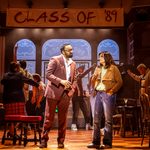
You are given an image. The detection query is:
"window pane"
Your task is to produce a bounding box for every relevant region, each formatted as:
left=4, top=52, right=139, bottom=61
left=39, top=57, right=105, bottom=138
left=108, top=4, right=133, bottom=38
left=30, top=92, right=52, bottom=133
left=16, top=39, right=36, bottom=73
left=25, top=61, right=36, bottom=74
left=97, top=39, right=119, bottom=62
left=42, top=39, right=91, bottom=60
left=16, top=39, right=36, bottom=60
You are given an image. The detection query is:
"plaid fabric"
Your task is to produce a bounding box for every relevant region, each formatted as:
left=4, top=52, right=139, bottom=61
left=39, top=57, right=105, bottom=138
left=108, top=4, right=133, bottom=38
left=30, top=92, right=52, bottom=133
left=4, top=102, right=26, bottom=115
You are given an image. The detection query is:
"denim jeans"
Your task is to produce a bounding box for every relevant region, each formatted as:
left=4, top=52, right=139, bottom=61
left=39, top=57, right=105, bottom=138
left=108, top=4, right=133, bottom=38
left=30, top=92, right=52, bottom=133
left=92, top=91, right=116, bottom=146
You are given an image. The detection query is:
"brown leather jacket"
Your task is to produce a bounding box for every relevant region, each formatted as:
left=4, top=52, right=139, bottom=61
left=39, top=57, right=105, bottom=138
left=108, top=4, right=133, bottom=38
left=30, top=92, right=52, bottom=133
left=91, top=64, right=123, bottom=94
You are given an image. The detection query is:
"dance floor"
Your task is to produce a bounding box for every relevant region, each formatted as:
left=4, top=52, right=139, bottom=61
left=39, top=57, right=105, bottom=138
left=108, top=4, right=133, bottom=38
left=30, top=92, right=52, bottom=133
left=0, top=129, right=149, bottom=150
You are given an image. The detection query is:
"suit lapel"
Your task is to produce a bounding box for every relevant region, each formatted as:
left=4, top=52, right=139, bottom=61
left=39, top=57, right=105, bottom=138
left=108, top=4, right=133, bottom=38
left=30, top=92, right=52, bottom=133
left=70, top=63, right=75, bottom=83
left=59, top=56, right=67, bottom=80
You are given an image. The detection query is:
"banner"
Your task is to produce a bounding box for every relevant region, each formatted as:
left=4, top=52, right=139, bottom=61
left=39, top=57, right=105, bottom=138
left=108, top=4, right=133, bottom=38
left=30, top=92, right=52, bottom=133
left=7, top=8, right=124, bottom=27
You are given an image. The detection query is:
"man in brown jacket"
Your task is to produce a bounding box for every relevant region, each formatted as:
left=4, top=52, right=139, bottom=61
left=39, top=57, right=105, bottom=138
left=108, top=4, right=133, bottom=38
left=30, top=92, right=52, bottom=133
left=39, top=44, right=77, bottom=148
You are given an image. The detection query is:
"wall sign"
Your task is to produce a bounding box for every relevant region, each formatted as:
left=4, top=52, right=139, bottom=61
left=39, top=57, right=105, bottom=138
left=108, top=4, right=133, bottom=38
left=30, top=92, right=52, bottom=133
left=7, top=8, right=124, bottom=27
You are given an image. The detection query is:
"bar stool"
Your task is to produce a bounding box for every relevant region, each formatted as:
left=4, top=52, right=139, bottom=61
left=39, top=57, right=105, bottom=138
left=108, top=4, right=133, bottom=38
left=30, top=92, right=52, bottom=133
left=0, top=103, right=5, bottom=128
left=20, top=115, right=42, bottom=146
left=2, top=115, right=42, bottom=146
left=1, top=115, right=22, bottom=145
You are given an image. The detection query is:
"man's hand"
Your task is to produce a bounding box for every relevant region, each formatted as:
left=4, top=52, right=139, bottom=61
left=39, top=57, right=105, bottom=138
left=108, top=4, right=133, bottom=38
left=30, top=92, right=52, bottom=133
left=60, top=80, right=72, bottom=90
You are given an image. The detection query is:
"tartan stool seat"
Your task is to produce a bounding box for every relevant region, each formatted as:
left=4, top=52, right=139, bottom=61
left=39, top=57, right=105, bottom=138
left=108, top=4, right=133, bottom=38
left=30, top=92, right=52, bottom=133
left=2, top=115, right=23, bottom=145
left=20, top=115, right=42, bottom=146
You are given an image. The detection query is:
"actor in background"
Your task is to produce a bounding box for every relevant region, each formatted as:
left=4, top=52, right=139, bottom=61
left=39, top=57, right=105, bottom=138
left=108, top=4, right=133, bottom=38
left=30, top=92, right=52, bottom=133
left=71, top=64, right=96, bottom=131
left=127, top=63, right=150, bottom=99
left=13, top=44, right=33, bottom=103
left=32, top=73, right=46, bottom=127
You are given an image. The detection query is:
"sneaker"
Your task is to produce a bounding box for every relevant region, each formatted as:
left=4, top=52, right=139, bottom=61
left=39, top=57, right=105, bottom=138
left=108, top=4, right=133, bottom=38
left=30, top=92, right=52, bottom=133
left=71, top=124, right=78, bottom=131
left=100, top=144, right=112, bottom=149
left=39, top=139, right=47, bottom=148
left=86, top=123, right=93, bottom=130
left=87, top=143, right=100, bottom=149
left=58, top=143, right=64, bottom=148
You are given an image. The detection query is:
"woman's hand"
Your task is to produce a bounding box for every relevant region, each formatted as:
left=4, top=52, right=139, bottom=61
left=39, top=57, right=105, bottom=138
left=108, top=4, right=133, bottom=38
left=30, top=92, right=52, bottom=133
left=107, top=89, right=113, bottom=96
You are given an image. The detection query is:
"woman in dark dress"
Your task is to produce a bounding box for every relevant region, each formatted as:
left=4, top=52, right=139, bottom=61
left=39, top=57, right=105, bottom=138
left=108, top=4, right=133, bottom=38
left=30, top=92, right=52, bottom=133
left=1, top=61, right=39, bottom=136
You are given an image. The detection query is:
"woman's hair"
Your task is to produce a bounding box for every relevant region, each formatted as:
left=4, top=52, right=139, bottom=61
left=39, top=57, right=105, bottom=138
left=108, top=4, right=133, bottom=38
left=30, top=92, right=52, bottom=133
left=33, top=73, right=41, bottom=82
left=9, top=61, right=20, bottom=72
left=99, top=51, right=115, bottom=68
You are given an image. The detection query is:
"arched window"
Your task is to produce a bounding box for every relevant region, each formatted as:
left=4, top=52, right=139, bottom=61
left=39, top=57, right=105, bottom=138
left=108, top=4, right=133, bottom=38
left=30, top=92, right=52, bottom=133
left=15, top=39, right=36, bottom=74
left=42, top=39, right=91, bottom=91
left=97, top=39, right=119, bottom=64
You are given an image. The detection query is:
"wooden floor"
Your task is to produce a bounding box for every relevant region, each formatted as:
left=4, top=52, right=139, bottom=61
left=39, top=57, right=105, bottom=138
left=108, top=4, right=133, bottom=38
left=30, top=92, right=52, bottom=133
left=0, top=129, right=149, bottom=150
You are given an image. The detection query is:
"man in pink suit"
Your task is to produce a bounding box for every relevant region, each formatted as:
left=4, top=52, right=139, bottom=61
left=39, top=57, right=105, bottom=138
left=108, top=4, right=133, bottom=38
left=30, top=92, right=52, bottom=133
left=39, top=44, right=77, bottom=148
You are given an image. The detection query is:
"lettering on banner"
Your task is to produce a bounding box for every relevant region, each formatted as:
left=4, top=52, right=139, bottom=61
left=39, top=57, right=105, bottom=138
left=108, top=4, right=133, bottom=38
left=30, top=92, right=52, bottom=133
left=7, top=8, right=124, bottom=27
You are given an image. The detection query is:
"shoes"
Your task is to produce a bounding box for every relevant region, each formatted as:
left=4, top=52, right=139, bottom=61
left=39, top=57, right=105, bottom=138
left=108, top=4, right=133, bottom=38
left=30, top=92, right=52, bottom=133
left=87, top=143, right=100, bottom=149
left=71, top=124, right=78, bottom=131
left=99, top=144, right=112, bottom=149
left=86, top=123, right=93, bottom=130
left=58, top=143, right=64, bottom=148
left=39, top=139, right=47, bottom=148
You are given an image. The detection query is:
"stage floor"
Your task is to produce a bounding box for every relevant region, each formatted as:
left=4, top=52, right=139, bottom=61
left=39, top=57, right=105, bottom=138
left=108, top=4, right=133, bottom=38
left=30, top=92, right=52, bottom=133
left=0, top=129, right=149, bottom=150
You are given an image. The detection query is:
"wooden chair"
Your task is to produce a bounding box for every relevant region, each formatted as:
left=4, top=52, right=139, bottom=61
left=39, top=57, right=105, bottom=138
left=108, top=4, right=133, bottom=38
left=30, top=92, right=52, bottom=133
left=123, top=98, right=140, bottom=137
left=113, top=113, right=123, bottom=135
left=140, top=93, right=150, bottom=148
left=113, top=98, right=138, bottom=137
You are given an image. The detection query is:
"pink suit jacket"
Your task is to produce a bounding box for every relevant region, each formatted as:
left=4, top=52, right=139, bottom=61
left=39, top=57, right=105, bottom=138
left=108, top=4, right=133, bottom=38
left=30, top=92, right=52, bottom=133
left=45, top=55, right=77, bottom=100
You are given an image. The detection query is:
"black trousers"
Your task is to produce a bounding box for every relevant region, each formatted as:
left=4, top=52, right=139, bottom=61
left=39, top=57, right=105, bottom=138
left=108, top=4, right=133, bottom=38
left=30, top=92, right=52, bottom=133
left=72, top=96, right=90, bottom=125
